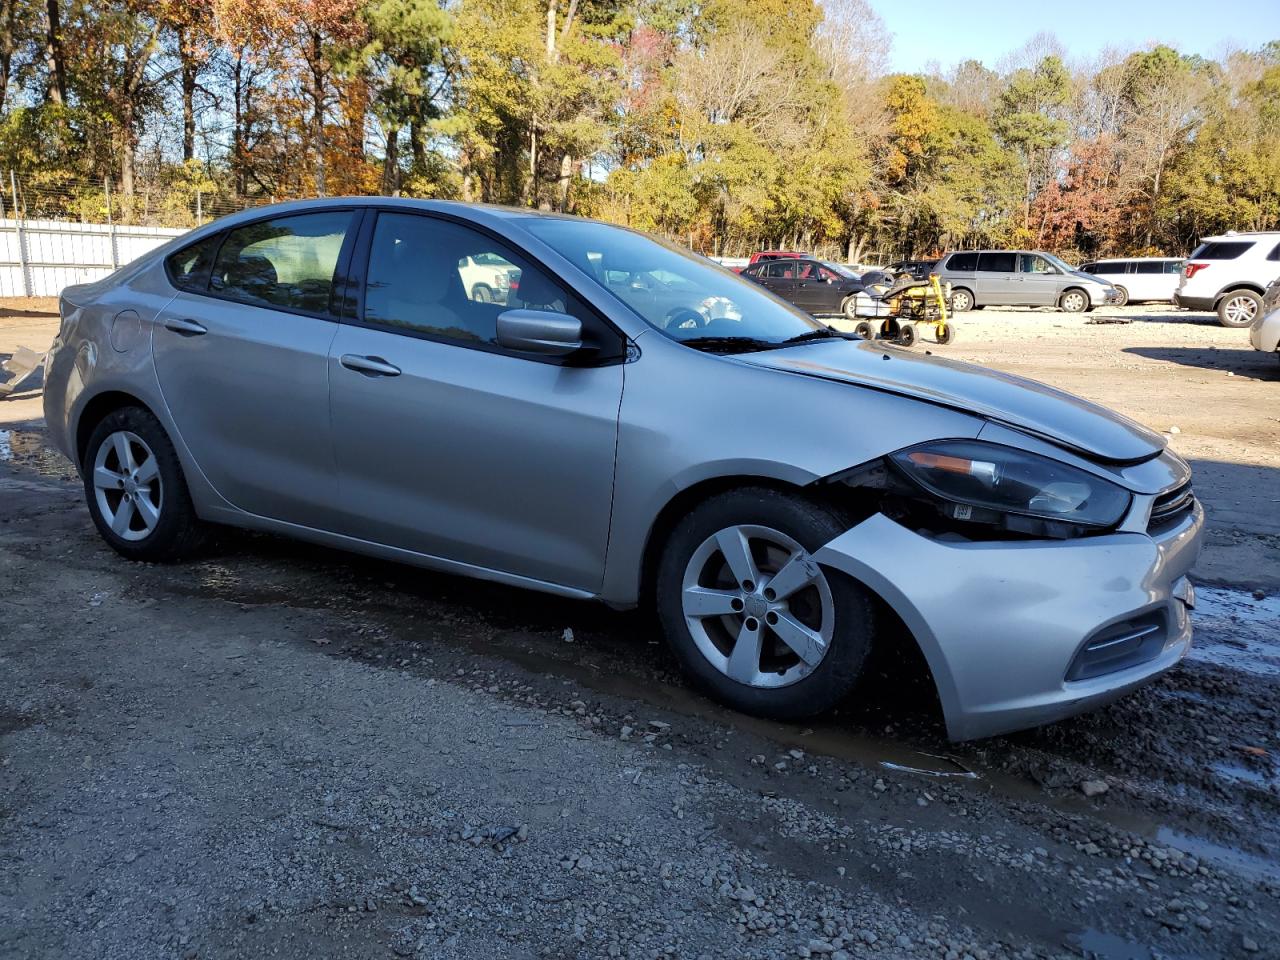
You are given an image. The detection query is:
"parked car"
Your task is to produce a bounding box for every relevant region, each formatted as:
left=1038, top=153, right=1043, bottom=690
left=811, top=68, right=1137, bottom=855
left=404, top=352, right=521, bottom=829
left=43, top=198, right=1203, bottom=741
left=740, top=258, right=865, bottom=317
left=934, top=250, right=1121, bottom=313
left=1079, top=258, right=1183, bottom=306
left=1250, top=276, right=1280, bottom=364
left=887, top=260, right=937, bottom=281
left=1174, top=232, right=1280, bottom=327
left=728, top=250, right=810, bottom=273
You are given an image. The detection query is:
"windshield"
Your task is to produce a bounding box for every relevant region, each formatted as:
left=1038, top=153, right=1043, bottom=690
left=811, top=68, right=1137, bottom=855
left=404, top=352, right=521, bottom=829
left=821, top=261, right=858, bottom=278
left=516, top=217, right=829, bottom=350
left=1042, top=253, right=1077, bottom=273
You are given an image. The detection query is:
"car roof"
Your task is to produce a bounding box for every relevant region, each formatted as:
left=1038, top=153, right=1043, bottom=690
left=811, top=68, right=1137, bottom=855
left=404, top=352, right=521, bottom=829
left=1198, top=232, right=1280, bottom=241
left=1087, top=256, right=1182, bottom=262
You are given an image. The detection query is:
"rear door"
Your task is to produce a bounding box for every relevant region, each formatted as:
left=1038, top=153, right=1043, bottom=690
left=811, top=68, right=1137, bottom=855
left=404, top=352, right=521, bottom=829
left=152, top=209, right=357, bottom=526
left=975, top=252, right=1019, bottom=304
left=1130, top=261, right=1171, bottom=301
left=327, top=210, right=625, bottom=592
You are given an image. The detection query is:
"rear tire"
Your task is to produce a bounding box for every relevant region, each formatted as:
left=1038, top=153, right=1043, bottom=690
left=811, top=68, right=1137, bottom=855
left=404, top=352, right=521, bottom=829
left=949, top=288, right=974, bottom=312
left=897, top=324, right=917, bottom=347
left=1217, top=290, right=1261, bottom=328
left=471, top=284, right=494, bottom=303
left=936, top=322, right=956, bottom=345
left=853, top=320, right=875, bottom=340
left=655, top=488, right=876, bottom=720
left=82, top=406, right=208, bottom=562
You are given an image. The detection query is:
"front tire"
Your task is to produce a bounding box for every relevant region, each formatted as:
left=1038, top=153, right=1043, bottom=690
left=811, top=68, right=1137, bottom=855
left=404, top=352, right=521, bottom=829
left=655, top=488, right=876, bottom=720
left=1217, top=290, right=1260, bottom=328
left=82, top=406, right=207, bottom=562
left=1059, top=289, right=1089, bottom=313
left=1113, top=286, right=1129, bottom=307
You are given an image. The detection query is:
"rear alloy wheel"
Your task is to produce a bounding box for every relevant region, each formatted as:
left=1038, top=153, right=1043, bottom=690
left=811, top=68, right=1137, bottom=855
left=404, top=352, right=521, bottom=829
left=83, top=406, right=208, bottom=562
left=842, top=295, right=859, bottom=319
left=471, top=284, right=494, bottom=303
left=949, top=289, right=974, bottom=312
left=1059, top=289, right=1089, bottom=313
left=656, top=488, right=875, bottom=719
left=1217, top=290, right=1261, bottom=328
left=1113, top=286, right=1129, bottom=307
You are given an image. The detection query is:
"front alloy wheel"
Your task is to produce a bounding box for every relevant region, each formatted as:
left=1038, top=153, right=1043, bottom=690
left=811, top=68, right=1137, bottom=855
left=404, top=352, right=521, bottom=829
left=1060, top=290, right=1089, bottom=313
left=681, top=525, right=834, bottom=688
left=656, top=488, right=875, bottom=719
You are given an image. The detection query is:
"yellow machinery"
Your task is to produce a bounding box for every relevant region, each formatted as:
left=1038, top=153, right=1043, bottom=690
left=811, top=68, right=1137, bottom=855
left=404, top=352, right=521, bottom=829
left=853, top=274, right=957, bottom=347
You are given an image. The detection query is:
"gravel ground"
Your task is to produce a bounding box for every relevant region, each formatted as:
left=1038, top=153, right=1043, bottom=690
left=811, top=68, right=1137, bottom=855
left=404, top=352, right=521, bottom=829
left=2, top=298, right=1279, bottom=960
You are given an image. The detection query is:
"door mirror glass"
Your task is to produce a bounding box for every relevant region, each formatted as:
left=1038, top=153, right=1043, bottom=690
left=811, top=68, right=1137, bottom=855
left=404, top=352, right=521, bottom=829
left=496, top=309, right=584, bottom=356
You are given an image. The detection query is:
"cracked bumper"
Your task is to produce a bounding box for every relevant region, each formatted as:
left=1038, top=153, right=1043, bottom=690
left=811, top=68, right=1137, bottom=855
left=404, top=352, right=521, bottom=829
left=814, top=503, right=1205, bottom=740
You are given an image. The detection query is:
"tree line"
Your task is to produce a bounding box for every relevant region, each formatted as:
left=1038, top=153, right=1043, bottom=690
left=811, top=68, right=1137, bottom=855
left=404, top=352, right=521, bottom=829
left=1, top=0, right=1277, bottom=262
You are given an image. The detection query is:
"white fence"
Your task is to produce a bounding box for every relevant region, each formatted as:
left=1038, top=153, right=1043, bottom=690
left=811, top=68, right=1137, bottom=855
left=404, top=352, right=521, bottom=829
left=0, top=218, right=188, bottom=298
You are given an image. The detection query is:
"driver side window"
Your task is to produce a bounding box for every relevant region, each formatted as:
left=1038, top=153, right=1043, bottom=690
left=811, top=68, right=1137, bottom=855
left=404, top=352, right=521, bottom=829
left=361, top=213, right=589, bottom=349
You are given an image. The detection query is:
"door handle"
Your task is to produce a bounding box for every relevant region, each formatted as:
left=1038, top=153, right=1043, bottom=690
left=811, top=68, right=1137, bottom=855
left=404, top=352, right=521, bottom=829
left=163, top=317, right=207, bottom=336
left=340, top=354, right=401, bottom=377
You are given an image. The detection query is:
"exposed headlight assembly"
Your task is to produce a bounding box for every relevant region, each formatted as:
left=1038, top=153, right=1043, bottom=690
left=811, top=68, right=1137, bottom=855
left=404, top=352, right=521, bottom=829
left=890, top=440, right=1131, bottom=536
left=833, top=440, right=1132, bottom=539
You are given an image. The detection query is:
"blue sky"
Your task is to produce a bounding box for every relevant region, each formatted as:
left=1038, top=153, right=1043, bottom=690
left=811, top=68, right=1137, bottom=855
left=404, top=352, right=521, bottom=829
left=877, top=0, right=1273, bottom=73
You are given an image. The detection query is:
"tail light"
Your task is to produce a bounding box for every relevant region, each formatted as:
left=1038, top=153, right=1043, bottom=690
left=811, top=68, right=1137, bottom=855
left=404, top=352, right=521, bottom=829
left=1184, top=262, right=1210, bottom=279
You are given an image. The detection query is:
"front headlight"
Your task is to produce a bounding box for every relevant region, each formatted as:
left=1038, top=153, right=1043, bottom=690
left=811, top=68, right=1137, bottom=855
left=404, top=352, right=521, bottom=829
left=887, top=440, right=1131, bottom=534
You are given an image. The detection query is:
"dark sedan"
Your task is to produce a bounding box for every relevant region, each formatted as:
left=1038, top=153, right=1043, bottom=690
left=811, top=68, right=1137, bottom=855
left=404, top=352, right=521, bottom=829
left=740, top=258, right=864, bottom=318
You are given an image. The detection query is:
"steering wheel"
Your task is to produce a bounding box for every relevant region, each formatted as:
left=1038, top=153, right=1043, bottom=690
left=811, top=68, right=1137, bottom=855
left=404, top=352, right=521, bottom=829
left=665, top=308, right=708, bottom=334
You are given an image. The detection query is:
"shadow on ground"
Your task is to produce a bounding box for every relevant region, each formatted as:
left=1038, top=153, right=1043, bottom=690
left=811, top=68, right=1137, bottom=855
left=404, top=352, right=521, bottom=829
left=1123, top=345, right=1279, bottom=380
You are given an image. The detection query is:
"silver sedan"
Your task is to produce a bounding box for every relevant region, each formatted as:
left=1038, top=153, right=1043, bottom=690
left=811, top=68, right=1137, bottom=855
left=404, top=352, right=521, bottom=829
left=43, top=199, right=1204, bottom=740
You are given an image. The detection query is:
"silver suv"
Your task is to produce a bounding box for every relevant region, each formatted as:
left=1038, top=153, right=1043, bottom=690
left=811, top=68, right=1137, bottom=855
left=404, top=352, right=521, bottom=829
left=934, top=250, right=1120, bottom=313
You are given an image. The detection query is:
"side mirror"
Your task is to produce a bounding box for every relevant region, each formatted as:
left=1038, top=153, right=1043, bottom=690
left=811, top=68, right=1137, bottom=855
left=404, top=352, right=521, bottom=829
left=496, top=309, right=584, bottom=356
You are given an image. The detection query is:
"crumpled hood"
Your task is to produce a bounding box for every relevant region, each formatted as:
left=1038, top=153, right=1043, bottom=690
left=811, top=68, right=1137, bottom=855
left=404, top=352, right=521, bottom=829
left=738, top=339, right=1166, bottom=464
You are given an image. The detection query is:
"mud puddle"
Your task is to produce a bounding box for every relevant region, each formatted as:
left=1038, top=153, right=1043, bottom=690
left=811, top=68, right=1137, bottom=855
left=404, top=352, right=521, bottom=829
left=1190, top=586, right=1280, bottom=678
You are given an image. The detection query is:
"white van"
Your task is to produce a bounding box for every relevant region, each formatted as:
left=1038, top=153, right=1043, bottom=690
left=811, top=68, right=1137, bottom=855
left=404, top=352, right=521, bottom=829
left=1079, top=258, right=1183, bottom=306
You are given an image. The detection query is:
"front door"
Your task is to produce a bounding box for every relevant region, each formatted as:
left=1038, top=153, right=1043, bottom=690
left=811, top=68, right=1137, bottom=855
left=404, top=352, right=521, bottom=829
left=1017, top=253, right=1061, bottom=306
left=327, top=210, right=625, bottom=593
left=152, top=209, right=356, bottom=527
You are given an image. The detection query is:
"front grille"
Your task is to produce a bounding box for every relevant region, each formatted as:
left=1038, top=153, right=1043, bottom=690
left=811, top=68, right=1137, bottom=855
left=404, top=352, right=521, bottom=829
left=1149, top=480, right=1195, bottom=532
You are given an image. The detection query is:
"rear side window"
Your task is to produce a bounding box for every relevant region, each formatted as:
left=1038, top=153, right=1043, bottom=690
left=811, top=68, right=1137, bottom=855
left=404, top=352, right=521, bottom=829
left=977, top=252, right=1016, bottom=272
left=945, top=252, right=978, bottom=271
left=1190, top=241, right=1252, bottom=260
left=210, top=211, right=353, bottom=315
left=1268, top=242, right=1280, bottom=262
left=1134, top=261, right=1165, bottom=274
left=1091, top=262, right=1131, bottom=274
left=165, top=233, right=222, bottom=291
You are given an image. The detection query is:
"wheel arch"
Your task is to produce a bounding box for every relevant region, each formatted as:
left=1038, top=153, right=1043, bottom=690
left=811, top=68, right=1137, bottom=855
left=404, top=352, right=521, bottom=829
left=1214, top=282, right=1266, bottom=304
left=637, top=475, right=808, bottom=608
left=75, top=390, right=156, bottom=469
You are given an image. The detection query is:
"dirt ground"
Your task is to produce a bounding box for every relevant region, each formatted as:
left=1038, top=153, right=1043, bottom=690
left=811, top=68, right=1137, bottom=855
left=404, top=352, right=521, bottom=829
left=2, top=297, right=1279, bottom=960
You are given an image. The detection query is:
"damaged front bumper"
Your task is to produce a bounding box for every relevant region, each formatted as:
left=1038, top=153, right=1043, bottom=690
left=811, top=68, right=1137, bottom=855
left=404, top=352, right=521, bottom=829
left=814, top=501, right=1205, bottom=741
